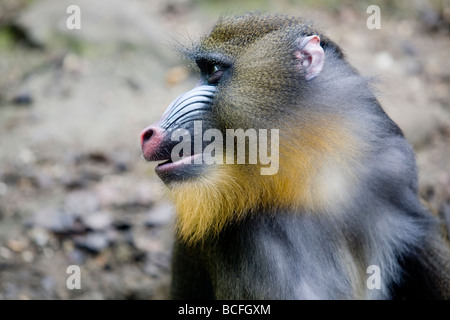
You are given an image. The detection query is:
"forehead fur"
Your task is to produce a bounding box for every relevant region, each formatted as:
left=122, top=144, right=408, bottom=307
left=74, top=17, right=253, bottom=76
left=193, top=12, right=342, bottom=58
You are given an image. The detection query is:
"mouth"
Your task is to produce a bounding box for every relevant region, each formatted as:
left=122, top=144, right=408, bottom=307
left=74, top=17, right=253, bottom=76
left=154, top=154, right=206, bottom=183
left=155, top=154, right=201, bottom=172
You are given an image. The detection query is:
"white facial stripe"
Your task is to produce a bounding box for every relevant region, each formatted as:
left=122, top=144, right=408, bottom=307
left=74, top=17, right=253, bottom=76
left=160, top=85, right=216, bottom=128
left=162, top=96, right=212, bottom=124
left=161, top=85, right=216, bottom=118
left=166, top=87, right=215, bottom=119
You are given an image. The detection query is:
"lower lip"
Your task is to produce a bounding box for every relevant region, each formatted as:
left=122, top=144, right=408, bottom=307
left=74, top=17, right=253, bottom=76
left=155, top=154, right=203, bottom=174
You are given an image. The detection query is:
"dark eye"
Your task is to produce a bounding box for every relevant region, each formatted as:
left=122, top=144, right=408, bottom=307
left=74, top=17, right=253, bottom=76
left=196, top=59, right=228, bottom=85
left=207, top=64, right=225, bottom=85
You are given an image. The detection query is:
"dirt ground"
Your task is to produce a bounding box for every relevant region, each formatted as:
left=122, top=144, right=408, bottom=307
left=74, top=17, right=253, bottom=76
left=0, top=0, right=449, bottom=299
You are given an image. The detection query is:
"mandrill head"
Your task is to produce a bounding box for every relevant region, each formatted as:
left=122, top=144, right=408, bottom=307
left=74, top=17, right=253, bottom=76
left=140, top=13, right=381, bottom=244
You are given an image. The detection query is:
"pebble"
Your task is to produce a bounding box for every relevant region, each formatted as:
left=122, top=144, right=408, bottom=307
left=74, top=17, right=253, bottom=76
left=11, top=92, right=33, bottom=106
left=375, top=51, right=395, bottom=71
left=41, top=276, right=56, bottom=295
left=60, top=174, right=87, bottom=189
left=74, top=232, right=109, bottom=253
left=6, top=238, right=28, bottom=252
left=28, top=227, right=49, bottom=247
left=94, top=182, right=121, bottom=207
left=29, top=207, right=75, bottom=233
left=18, top=148, right=36, bottom=165
left=113, top=218, right=133, bottom=231
left=94, top=178, right=159, bottom=209
left=0, top=246, right=12, bottom=259
left=0, top=181, right=8, bottom=196
left=132, top=228, right=163, bottom=252
left=145, top=203, right=175, bottom=227
left=64, top=190, right=100, bottom=217
left=22, top=250, right=34, bottom=263
left=82, top=211, right=112, bottom=231
left=67, top=248, right=86, bottom=265
left=43, top=247, right=54, bottom=259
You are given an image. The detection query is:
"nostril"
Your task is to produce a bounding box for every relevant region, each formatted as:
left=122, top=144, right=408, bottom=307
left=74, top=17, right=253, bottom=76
left=140, top=126, right=164, bottom=161
left=142, top=128, right=154, bottom=143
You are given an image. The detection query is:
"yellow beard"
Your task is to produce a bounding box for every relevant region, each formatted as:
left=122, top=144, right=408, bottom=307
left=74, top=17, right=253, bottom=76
left=168, top=116, right=362, bottom=244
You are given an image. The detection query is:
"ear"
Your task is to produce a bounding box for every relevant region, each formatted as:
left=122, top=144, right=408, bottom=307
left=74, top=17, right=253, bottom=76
left=295, top=35, right=324, bottom=81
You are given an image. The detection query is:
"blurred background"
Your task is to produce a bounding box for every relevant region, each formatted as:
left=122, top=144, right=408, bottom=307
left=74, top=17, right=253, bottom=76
left=0, top=0, right=449, bottom=299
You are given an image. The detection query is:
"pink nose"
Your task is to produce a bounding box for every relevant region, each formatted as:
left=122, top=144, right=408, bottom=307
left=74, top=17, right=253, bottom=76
left=140, top=125, right=164, bottom=161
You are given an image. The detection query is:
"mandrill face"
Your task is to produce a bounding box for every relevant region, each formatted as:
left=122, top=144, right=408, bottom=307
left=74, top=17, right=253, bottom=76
left=140, top=14, right=330, bottom=186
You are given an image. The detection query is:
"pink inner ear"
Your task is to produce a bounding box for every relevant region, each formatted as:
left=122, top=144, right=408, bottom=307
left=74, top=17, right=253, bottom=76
left=296, top=35, right=324, bottom=81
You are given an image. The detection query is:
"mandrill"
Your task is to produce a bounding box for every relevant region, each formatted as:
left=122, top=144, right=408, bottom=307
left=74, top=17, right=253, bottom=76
left=140, top=13, right=450, bottom=299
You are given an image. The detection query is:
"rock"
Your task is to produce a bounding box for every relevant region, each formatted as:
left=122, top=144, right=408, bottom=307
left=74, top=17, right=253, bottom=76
left=41, top=276, right=57, bottom=295
left=86, top=151, right=110, bottom=164
left=67, top=247, right=86, bottom=265
left=59, top=173, right=88, bottom=190
left=375, top=51, right=395, bottom=71
left=18, top=148, right=36, bottom=165
left=94, top=177, right=160, bottom=209
left=0, top=247, right=12, bottom=260
left=74, top=232, right=109, bottom=253
left=11, top=92, right=33, bottom=106
left=64, top=190, right=100, bottom=217
left=110, top=149, right=132, bottom=173
left=94, top=181, right=121, bottom=208
left=148, top=251, right=170, bottom=270
left=105, top=228, right=119, bottom=243
left=28, top=227, right=50, bottom=247
left=35, top=171, right=55, bottom=189
left=0, top=181, right=7, bottom=196
left=134, top=180, right=163, bottom=207
left=62, top=53, right=83, bottom=74
left=145, top=202, right=175, bottom=227
left=27, top=207, right=75, bottom=233
left=81, top=211, right=112, bottom=231
left=114, top=242, right=133, bottom=263
left=6, top=238, right=28, bottom=252
left=21, top=250, right=34, bottom=263
left=43, top=248, right=54, bottom=259
left=143, top=261, right=160, bottom=278
left=113, top=218, right=133, bottom=231
left=112, top=265, right=155, bottom=299
left=131, top=228, right=164, bottom=252
left=143, top=251, right=171, bottom=277
left=114, top=162, right=128, bottom=173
